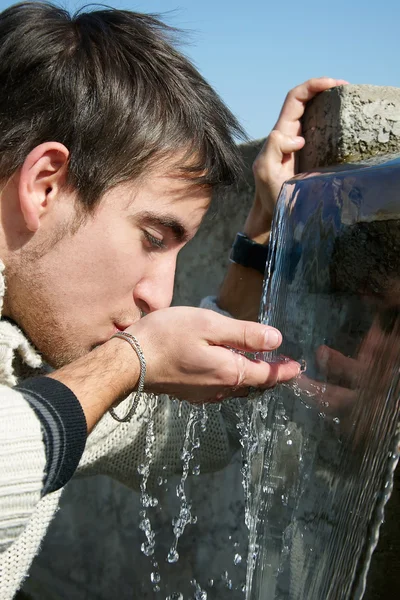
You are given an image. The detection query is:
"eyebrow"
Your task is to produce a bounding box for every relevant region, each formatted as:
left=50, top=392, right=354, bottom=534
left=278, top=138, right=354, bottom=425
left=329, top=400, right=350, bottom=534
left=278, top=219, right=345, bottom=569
left=133, top=210, right=190, bottom=243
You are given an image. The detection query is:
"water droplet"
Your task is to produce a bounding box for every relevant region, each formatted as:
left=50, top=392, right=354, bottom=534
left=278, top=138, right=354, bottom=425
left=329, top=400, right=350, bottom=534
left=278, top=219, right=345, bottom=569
left=221, top=570, right=233, bottom=590
left=333, top=417, right=340, bottom=424
left=286, top=439, right=293, bottom=445
left=234, top=553, right=242, bottom=565
left=167, top=549, right=179, bottom=563
left=141, top=541, right=154, bottom=557
left=150, top=571, right=161, bottom=584
left=207, top=578, right=214, bottom=587
left=192, top=465, right=201, bottom=476
left=153, top=585, right=160, bottom=593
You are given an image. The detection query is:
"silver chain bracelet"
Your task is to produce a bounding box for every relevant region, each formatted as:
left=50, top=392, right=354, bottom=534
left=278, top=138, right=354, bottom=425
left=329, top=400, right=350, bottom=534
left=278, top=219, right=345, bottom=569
left=108, top=331, right=147, bottom=423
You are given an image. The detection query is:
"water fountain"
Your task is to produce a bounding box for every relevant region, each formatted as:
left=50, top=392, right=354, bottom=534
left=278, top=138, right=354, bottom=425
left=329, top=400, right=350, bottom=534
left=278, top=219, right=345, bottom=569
left=244, top=154, right=400, bottom=600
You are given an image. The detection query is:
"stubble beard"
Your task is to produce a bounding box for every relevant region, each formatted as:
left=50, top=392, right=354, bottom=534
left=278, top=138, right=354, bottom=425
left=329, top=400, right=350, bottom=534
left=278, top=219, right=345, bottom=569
left=3, top=220, right=91, bottom=369
left=4, top=268, right=87, bottom=368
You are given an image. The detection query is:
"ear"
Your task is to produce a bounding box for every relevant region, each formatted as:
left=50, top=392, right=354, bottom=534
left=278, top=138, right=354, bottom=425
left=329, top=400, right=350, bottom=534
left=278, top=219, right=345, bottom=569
left=18, top=142, right=70, bottom=233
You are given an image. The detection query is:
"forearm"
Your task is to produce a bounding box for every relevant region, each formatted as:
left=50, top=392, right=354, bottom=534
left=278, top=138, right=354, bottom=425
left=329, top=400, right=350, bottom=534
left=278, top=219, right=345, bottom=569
left=217, top=196, right=272, bottom=321
left=16, top=339, right=139, bottom=496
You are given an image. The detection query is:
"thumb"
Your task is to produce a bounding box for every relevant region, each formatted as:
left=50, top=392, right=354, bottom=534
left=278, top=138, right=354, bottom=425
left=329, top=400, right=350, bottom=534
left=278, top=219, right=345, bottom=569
left=208, top=314, right=283, bottom=352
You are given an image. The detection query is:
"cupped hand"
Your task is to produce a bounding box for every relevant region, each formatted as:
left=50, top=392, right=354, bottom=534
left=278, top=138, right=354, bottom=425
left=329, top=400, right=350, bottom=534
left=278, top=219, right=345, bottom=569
left=253, top=77, right=349, bottom=218
left=126, top=306, right=300, bottom=403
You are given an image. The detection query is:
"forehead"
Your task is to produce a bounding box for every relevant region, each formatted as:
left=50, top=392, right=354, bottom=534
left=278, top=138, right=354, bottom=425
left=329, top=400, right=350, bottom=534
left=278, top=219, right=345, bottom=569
left=117, top=169, right=212, bottom=223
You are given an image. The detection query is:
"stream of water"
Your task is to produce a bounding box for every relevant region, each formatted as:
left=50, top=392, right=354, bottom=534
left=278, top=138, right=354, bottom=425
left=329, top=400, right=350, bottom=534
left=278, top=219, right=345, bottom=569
left=244, top=155, right=400, bottom=600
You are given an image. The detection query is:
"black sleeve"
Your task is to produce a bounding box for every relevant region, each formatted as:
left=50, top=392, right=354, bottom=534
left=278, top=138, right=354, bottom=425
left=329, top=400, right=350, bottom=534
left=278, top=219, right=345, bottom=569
left=14, top=377, right=87, bottom=495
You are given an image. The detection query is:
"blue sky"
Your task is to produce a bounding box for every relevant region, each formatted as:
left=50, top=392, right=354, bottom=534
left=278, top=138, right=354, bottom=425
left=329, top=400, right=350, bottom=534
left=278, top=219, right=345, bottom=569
left=0, top=0, right=399, bottom=140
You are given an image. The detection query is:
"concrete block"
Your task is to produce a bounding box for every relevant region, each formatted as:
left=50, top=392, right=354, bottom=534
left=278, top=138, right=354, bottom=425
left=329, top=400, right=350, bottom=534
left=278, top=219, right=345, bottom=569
left=300, top=84, right=400, bottom=171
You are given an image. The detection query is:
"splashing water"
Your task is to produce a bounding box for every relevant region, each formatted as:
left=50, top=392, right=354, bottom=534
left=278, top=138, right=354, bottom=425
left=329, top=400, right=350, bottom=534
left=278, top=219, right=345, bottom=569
left=138, top=394, right=159, bottom=560
left=167, top=405, right=204, bottom=564
left=191, top=578, right=208, bottom=599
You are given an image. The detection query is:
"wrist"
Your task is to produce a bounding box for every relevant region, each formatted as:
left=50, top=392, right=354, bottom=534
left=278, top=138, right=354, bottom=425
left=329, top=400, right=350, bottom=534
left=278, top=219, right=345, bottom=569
left=243, top=194, right=273, bottom=244
left=230, top=232, right=269, bottom=275
left=48, top=337, right=140, bottom=432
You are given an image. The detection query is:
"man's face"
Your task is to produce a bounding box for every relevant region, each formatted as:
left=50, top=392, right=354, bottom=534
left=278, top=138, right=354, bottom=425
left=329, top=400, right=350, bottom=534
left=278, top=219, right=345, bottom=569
left=4, top=168, right=210, bottom=367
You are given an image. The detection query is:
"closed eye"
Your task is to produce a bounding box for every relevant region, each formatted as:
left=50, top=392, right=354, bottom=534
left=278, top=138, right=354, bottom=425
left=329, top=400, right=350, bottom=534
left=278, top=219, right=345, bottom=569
left=143, top=230, right=167, bottom=250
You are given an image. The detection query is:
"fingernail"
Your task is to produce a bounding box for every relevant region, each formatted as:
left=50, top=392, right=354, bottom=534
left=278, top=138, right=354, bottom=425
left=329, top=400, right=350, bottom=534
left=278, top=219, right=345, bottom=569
left=265, top=328, right=280, bottom=347
left=291, top=136, right=304, bottom=145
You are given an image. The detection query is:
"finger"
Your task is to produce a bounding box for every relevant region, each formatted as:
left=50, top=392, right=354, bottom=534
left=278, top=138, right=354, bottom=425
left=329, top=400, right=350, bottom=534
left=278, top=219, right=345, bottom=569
left=229, top=351, right=300, bottom=389
left=209, top=315, right=283, bottom=352
left=275, top=77, right=349, bottom=137
left=316, top=345, right=362, bottom=387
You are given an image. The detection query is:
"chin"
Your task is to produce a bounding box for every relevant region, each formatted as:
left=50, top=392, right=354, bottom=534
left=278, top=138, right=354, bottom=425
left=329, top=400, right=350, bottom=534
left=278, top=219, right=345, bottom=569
left=39, top=340, right=92, bottom=369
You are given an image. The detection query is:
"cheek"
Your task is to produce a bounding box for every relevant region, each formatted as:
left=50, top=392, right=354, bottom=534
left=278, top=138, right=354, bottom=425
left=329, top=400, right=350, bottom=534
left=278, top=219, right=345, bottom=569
left=82, top=230, right=146, bottom=299
left=43, top=227, right=139, bottom=306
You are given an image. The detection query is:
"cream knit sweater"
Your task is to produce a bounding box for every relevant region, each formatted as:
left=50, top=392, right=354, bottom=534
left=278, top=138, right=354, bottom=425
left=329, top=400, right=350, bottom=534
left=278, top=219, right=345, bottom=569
left=0, top=264, right=239, bottom=599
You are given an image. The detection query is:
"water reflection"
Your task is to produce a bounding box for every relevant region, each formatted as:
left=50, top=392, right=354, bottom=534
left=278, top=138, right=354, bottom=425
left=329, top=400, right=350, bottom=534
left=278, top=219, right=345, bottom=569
left=246, top=155, right=400, bottom=600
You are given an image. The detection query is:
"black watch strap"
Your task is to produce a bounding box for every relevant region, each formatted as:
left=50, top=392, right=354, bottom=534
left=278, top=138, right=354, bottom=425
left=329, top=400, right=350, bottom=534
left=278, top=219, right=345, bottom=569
left=229, top=232, right=269, bottom=275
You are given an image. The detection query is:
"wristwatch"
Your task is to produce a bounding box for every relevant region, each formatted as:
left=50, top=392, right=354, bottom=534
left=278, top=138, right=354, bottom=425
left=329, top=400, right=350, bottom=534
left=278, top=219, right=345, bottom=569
left=229, top=232, right=269, bottom=275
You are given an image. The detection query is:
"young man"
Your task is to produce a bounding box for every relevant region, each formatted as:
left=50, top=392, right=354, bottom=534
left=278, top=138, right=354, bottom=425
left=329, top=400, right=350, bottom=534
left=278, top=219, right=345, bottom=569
left=0, top=1, right=345, bottom=597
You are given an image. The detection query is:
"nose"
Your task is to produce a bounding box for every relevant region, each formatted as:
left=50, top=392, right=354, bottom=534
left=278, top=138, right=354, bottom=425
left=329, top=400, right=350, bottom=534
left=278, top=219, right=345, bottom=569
left=134, top=255, right=177, bottom=314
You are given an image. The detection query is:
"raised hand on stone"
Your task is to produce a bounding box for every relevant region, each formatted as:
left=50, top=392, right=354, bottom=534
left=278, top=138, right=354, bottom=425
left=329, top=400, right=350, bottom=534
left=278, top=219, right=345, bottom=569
left=252, top=77, right=349, bottom=218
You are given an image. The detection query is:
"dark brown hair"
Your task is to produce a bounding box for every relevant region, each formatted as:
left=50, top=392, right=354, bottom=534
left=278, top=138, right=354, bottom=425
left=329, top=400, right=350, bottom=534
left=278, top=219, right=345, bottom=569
left=0, top=2, right=246, bottom=208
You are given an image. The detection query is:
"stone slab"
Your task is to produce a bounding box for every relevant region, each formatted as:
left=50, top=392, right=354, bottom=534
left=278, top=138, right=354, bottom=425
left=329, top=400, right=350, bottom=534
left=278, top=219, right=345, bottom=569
left=300, top=84, right=400, bottom=171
